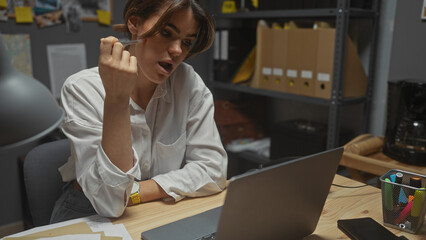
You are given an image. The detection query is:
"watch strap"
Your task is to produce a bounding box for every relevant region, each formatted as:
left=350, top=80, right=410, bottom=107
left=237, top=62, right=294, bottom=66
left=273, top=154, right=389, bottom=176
left=131, top=192, right=141, bottom=204
left=130, top=181, right=141, bottom=205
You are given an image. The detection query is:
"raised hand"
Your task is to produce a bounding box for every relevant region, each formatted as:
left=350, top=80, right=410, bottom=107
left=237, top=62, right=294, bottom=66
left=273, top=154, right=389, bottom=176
left=98, top=36, right=138, bottom=100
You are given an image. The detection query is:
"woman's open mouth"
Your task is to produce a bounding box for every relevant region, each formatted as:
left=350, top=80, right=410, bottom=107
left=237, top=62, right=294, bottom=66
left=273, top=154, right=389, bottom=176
left=158, top=61, right=173, bottom=74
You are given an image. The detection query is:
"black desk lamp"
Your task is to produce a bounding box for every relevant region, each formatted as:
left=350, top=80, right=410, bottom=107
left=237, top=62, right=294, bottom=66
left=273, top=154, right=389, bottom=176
left=0, top=35, right=64, bottom=151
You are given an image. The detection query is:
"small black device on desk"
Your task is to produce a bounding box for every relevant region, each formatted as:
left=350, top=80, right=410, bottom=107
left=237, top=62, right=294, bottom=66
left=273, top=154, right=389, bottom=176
left=337, top=217, right=408, bottom=240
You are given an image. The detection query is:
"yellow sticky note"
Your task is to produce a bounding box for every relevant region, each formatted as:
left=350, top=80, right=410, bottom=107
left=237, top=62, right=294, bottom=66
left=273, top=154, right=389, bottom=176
left=222, top=1, right=237, bottom=13
left=97, top=9, right=111, bottom=25
left=15, top=6, right=33, bottom=23
left=0, top=0, right=7, bottom=8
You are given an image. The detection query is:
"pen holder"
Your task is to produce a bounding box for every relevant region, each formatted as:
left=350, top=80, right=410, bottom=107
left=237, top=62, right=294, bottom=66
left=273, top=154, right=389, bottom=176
left=380, top=169, right=426, bottom=234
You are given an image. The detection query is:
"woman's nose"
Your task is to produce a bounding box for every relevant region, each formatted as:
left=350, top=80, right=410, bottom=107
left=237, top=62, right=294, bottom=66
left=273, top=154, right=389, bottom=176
left=168, top=39, right=182, bottom=57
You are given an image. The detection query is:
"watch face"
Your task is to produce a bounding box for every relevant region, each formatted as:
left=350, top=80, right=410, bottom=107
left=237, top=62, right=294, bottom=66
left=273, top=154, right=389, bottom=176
left=132, top=181, right=139, bottom=193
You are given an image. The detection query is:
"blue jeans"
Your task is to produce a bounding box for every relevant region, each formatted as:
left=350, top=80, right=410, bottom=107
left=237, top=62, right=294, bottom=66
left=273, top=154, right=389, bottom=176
left=50, top=182, right=97, bottom=224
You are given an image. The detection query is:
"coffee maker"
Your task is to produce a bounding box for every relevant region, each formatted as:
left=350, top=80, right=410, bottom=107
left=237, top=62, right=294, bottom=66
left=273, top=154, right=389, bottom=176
left=383, top=79, right=426, bottom=165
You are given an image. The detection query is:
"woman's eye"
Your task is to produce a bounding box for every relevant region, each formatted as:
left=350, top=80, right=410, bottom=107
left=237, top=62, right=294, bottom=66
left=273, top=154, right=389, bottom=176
left=161, top=29, right=171, bottom=38
left=183, top=40, right=193, bottom=47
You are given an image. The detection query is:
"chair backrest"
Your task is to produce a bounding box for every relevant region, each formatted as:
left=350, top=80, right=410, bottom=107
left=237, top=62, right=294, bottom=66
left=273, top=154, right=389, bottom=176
left=23, top=138, right=70, bottom=227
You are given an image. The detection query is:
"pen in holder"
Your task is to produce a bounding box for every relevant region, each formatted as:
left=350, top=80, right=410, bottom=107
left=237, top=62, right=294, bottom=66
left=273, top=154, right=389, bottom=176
left=380, top=169, right=426, bottom=234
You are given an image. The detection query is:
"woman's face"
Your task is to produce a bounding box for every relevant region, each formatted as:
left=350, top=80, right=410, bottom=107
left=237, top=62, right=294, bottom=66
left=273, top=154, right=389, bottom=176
left=133, top=7, right=199, bottom=85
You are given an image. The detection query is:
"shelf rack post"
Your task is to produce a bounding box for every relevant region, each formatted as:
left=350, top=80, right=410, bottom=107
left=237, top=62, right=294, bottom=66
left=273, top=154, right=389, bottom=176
left=327, top=0, right=350, bottom=149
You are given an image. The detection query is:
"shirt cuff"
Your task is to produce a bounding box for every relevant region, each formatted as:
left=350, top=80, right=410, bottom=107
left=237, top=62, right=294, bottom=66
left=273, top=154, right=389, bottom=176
left=96, top=145, right=141, bottom=187
left=152, top=175, right=185, bottom=202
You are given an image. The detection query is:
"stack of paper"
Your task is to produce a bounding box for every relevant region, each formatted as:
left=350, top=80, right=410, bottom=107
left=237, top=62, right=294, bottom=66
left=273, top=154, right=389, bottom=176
left=3, top=215, right=131, bottom=240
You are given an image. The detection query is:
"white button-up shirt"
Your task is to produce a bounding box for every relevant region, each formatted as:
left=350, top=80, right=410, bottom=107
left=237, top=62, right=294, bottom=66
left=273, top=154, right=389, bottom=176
left=58, top=63, right=227, bottom=218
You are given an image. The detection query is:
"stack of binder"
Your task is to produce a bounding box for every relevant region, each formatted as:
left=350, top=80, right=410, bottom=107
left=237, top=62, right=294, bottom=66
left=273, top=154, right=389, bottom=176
left=251, top=20, right=367, bottom=99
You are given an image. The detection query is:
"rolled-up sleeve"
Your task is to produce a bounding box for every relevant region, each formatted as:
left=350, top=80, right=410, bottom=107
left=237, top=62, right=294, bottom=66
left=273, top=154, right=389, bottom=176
left=60, top=70, right=140, bottom=218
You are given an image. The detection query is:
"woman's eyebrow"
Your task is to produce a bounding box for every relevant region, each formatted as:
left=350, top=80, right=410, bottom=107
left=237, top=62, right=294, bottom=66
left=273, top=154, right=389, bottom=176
left=167, top=23, right=197, bottom=38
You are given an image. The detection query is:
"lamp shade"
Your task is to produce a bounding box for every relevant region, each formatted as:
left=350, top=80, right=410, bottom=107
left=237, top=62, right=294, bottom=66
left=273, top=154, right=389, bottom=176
left=0, top=35, right=64, bottom=151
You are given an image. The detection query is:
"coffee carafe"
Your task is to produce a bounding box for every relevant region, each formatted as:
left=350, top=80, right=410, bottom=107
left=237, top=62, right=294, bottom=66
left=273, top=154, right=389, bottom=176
left=383, top=79, right=426, bottom=165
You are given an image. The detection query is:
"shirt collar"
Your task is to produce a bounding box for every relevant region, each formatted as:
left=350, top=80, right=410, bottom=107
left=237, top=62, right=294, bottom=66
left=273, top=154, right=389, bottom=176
left=152, top=77, right=172, bottom=103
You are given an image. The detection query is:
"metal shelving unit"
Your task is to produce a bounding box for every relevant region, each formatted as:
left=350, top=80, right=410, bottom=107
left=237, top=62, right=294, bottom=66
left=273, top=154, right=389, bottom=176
left=210, top=0, right=380, bottom=149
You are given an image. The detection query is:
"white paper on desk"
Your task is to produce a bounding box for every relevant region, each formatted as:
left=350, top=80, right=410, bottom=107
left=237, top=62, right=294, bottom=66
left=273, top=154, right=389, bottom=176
left=5, top=216, right=91, bottom=238
left=35, top=233, right=101, bottom=240
left=4, top=215, right=110, bottom=238
left=47, top=43, right=87, bottom=99
left=100, top=224, right=132, bottom=240
left=86, top=215, right=113, bottom=232
left=84, top=216, right=131, bottom=240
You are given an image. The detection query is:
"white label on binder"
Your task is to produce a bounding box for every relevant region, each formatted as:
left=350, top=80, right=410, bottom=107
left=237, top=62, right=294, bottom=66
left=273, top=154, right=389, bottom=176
left=262, top=67, right=272, bottom=75
left=286, top=69, right=298, bottom=78
left=317, top=73, right=330, bottom=82
left=273, top=68, right=283, bottom=76
left=301, top=70, right=313, bottom=79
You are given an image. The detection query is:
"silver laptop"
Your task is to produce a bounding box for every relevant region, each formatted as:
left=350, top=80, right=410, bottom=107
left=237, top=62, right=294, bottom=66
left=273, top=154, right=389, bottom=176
left=141, top=147, right=343, bottom=240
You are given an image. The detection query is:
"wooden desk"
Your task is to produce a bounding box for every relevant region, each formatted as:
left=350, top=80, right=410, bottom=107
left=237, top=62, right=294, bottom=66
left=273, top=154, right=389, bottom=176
left=113, top=174, right=426, bottom=240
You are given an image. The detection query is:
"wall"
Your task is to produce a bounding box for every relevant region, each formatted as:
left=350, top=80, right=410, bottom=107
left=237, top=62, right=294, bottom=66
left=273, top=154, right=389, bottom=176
left=1, top=1, right=124, bottom=89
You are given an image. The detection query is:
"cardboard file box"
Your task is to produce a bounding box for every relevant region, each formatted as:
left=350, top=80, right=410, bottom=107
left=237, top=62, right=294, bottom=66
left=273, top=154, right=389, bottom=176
left=252, top=21, right=274, bottom=90
left=252, top=21, right=367, bottom=99
left=284, top=29, right=304, bottom=95
left=315, top=28, right=367, bottom=99
left=252, top=21, right=287, bottom=93
left=299, top=29, right=318, bottom=97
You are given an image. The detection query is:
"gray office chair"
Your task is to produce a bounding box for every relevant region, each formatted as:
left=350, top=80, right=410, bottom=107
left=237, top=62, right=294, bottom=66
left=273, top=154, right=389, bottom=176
left=23, top=138, right=70, bottom=227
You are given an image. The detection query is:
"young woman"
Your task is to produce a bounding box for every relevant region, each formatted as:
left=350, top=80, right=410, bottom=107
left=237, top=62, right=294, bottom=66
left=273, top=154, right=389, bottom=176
left=51, top=0, right=227, bottom=223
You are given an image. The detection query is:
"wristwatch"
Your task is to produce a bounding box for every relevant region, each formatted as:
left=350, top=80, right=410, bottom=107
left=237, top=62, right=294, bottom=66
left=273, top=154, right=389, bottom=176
left=130, top=181, right=141, bottom=205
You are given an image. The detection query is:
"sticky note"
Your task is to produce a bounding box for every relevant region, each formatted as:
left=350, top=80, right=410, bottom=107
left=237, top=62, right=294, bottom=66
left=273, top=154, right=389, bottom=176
left=97, top=9, right=110, bottom=25
left=0, top=0, right=7, bottom=8
left=222, top=1, right=237, bottom=13
left=15, top=6, right=33, bottom=23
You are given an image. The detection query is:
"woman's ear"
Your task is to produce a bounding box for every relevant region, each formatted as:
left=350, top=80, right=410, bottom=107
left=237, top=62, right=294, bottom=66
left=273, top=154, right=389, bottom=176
left=127, top=16, right=140, bottom=35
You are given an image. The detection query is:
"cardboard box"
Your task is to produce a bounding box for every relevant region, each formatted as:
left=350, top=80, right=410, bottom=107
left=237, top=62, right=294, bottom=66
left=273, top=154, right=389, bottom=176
left=299, top=29, right=318, bottom=97
left=315, top=28, right=367, bottom=99
left=253, top=21, right=367, bottom=99
left=271, top=27, right=287, bottom=93
left=284, top=29, right=304, bottom=95
left=252, top=20, right=275, bottom=90
left=252, top=21, right=288, bottom=93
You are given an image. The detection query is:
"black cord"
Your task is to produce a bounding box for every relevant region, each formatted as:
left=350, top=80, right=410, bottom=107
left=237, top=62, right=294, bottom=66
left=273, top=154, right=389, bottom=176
left=332, top=183, right=369, bottom=188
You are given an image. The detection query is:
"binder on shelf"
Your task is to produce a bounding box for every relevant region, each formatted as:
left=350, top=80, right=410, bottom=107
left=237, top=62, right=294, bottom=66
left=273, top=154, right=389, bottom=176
left=213, top=29, right=228, bottom=83
left=284, top=29, right=303, bottom=95
left=252, top=20, right=367, bottom=99
left=315, top=29, right=334, bottom=99
left=252, top=20, right=274, bottom=89
left=315, top=28, right=367, bottom=99
left=299, top=29, right=318, bottom=97
left=272, top=25, right=288, bottom=93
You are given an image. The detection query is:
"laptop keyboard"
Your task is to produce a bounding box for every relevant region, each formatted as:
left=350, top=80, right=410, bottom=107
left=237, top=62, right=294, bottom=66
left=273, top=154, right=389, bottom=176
left=197, top=232, right=216, bottom=240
